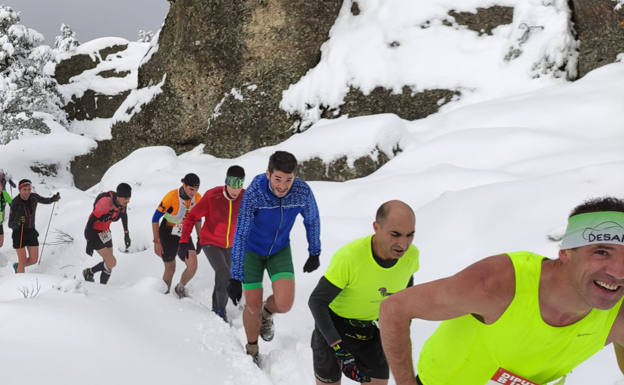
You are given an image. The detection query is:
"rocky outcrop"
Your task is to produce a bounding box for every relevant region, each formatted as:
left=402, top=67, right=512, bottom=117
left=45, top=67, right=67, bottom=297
left=570, top=0, right=624, bottom=77
left=71, top=0, right=473, bottom=188
left=56, top=44, right=130, bottom=121
left=67, top=0, right=624, bottom=189
left=448, top=6, right=514, bottom=35
left=297, top=148, right=396, bottom=182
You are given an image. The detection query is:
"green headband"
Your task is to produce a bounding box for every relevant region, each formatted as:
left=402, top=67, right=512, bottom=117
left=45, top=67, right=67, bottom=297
left=225, top=176, right=244, bottom=188
left=560, top=211, right=624, bottom=249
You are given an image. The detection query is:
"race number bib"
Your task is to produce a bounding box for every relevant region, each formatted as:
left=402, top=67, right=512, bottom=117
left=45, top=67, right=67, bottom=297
left=486, top=368, right=538, bottom=385
left=98, top=230, right=112, bottom=243
left=171, top=224, right=183, bottom=237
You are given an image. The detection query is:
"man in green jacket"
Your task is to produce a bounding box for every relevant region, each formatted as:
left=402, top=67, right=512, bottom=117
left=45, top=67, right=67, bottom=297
left=380, top=197, right=624, bottom=385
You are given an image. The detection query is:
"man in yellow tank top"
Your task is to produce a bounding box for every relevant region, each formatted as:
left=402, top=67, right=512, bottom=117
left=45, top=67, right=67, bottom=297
left=309, top=200, right=420, bottom=385
left=379, top=197, right=624, bottom=385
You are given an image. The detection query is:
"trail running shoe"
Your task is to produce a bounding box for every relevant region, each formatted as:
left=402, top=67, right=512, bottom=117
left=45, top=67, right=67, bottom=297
left=175, top=283, right=187, bottom=298
left=82, top=268, right=94, bottom=282
left=215, top=309, right=228, bottom=323
left=260, top=305, right=274, bottom=341
left=246, top=343, right=260, bottom=366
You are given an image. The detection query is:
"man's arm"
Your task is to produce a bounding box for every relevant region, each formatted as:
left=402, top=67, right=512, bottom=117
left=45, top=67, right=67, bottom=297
left=8, top=199, right=18, bottom=229
left=308, top=276, right=343, bottom=346
left=379, top=254, right=515, bottom=385
left=33, top=193, right=53, bottom=204
left=120, top=211, right=128, bottom=232
left=230, top=183, right=258, bottom=281
left=301, top=186, right=321, bottom=256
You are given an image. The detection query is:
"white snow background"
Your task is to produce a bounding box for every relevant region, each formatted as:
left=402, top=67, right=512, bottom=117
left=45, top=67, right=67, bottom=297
left=0, top=0, right=624, bottom=384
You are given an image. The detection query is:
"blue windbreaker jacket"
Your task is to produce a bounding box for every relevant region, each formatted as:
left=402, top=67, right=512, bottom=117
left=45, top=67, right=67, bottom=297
left=230, top=173, right=321, bottom=281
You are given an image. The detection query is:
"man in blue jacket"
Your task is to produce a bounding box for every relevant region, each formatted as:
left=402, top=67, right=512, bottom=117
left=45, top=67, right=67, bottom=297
left=227, top=150, right=321, bottom=364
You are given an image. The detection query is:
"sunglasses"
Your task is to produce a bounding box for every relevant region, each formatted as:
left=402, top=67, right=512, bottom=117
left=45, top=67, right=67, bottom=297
left=225, top=176, right=244, bottom=188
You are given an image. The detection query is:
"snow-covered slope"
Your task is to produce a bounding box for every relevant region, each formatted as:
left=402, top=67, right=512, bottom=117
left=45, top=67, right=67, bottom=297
left=0, top=61, right=623, bottom=384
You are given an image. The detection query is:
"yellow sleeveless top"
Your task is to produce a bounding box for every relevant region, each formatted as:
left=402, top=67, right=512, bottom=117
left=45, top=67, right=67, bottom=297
left=418, top=251, right=623, bottom=385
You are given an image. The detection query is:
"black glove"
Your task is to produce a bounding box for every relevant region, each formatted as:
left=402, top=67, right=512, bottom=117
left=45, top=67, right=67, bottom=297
left=177, top=241, right=190, bottom=260
left=303, top=254, right=320, bottom=273
left=227, top=278, right=242, bottom=306
left=51, top=192, right=60, bottom=202
left=195, top=239, right=202, bottom=256
left=124, top=232, right=131, bottom=248
left=333, top=344, right=370, bottom=383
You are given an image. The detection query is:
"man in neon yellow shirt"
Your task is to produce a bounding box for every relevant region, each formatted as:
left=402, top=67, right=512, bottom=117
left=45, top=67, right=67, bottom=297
left=379, top=197, right=624, bottom=385
left=309, top=200, right=419, bottom=385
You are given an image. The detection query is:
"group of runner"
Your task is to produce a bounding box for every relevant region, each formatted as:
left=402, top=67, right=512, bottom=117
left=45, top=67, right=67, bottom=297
left=2, top=156, right=624, bottom=384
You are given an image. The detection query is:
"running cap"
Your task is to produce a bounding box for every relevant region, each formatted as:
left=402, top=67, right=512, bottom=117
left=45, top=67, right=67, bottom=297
left=181, top=173, right=200, bottom=188
left=116, top=183, right=132, bottom=198
left=560, top=211, right=624, bottom=249
left=19, top=179, right=32, bottom=189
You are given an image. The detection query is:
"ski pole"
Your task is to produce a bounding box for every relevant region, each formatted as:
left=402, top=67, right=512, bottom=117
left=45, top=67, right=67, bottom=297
left=38, top=201, right=56, bottom=265
left=19, top=221, right=24, bottom=248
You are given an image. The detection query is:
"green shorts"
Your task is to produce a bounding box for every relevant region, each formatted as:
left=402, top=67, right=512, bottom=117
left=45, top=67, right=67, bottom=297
left=243, top=246, right=294, bottom=290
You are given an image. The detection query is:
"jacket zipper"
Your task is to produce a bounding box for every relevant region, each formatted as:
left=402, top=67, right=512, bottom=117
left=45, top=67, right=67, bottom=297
left=226, top=199, right=232, bottom=248
left=267, top=198, right=282, bottom=256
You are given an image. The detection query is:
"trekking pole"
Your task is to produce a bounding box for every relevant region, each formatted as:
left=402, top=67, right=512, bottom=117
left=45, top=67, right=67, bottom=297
left=38, top=201, right=56, bottom=265
left=19, top=221, right=24, bottom=248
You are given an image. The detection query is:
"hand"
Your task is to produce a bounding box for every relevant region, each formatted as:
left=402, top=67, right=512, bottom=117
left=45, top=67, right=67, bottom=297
left=154, top=241, right=163, bottom=257
left=195, top=239, right=202, bottom=256
left=124, top=232, right=131, bottom=248
left=8, top=179, right=16, bottom=188
left=51, top=192, right=60, bottom=202
left=333, top=344, right=370, bottom=383
left=18, top=216, right=26, bottom=224
left=303, top=254, right=320, bottom=273
left=177, top=242, right=190, bottom=260
left=227, top=278, right=242, bottom=306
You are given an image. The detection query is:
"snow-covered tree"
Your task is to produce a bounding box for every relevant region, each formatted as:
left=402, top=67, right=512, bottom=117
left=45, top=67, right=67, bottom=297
left=0, top=6, right=66, bottom=145
left=54, top=23, right=79, bottom=53
left=138, top=29, right=154, bottom=43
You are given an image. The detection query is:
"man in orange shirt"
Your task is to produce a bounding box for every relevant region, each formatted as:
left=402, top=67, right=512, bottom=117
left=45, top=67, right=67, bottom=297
left=151, top=173, right=202, bottom=297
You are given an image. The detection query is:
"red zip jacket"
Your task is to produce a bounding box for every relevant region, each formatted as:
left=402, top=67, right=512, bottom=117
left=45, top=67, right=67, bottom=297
left=180, top=186, right=244, bottom=248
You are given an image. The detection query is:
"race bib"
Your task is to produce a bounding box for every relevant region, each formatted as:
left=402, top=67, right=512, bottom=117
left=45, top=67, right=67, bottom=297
left=486, top=368, right=538, bottom=385
left=171, top=224, right=183, bottom=237
left=98, top=230, right=112, bottom=243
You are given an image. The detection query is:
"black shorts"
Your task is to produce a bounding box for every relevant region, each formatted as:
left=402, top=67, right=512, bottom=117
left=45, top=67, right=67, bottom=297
left=159, top=222, right=195, bottom=262
left=12, top=228, right=39, bottom=249
left=84, top=226, right=112, bottom=256
left=311, top=312, right=388, bottom=383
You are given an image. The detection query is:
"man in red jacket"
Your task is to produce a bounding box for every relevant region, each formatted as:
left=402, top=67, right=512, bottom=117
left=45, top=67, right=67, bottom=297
left=178, top=166, right=245, bottom=321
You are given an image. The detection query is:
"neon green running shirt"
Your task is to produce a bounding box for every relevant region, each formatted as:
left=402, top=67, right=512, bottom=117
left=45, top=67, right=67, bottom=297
left=325, top=235, right=419, bottom=321
left=418, top=251, right=624, bottom=385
